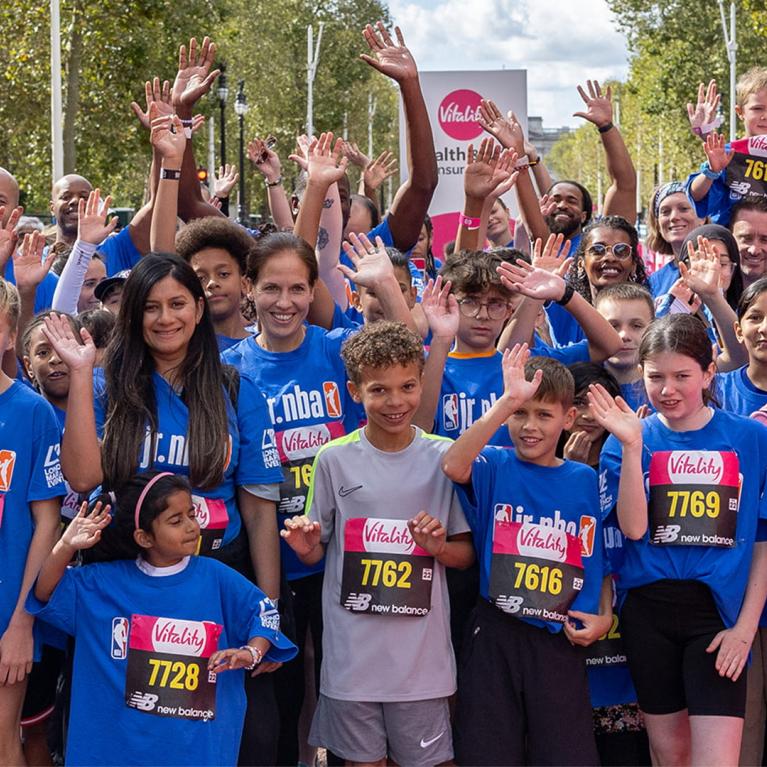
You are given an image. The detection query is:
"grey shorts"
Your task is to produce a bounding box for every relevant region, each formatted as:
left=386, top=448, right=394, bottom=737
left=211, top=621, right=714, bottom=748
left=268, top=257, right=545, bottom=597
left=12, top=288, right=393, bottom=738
left=309, top=693, right=453, bottom=767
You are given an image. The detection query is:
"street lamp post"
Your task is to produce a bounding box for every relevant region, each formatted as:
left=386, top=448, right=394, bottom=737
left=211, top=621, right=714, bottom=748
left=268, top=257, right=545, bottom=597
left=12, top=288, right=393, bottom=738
left=234, top=80, right=249, bottom=225
left=217, top=63, right=228, bottom=168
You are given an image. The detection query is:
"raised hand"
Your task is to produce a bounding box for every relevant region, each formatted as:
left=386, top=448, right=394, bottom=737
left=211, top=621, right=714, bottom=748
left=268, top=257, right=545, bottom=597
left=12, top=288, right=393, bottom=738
left=703, top=132, right=734, bottom=173
left=150, top=108, right=186, bottom=166
left=0, top=205, right=22, bottom=269
left=464, top=138, right=518, bottom=201
left=130, top=77, right=173, bottom=130
left=668, top=278, right=702, bottom=314
left=477, top=99, right=525, bottom=154
left=343, top=141, right=370, bottom=170
left=574, top=80, right=613, bottom=129
left=539, top=193, right=556, bottom=219
left=687, top=80, right=721, bottom=138
left=501, top=344, right=542, bottom=405
left=680, top=237, right=721, bottom=298
left=407, top=512, right=447, bottom=557
left=339, top=233, right=393, bottom=288
left=248, top=138, right=282, bottom=182
left=360, top=22, right=417, bottom=84
left=41, top=313, right=96, bottom=373
left=12, top=232, right=55, bottom=293
left=62, top=501, right=111, bottom=550
left=288, top=133, right=315, bottom=172
left=280, top=515, right=322, bottom=556
left=587, top=383, right=642, bottom=448
left=532, top=233, right=572, bottom=276
left=364, top=150, right=398, bottom=191
left=78, top=189, right=118, bottom=245
left=563, top=431, right=593, bottom=464
left=171, top=36, right=220, bottom=110
left=213, top=164, right=239, bottom=199
left=421, top=276, right=459, bottom=341
left=303, top=133, right=348, bottom=189
left=497, top=258, right=567, bottom=302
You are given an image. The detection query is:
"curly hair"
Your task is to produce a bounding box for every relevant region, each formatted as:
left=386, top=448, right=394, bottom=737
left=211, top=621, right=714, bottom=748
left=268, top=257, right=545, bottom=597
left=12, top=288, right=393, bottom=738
left=341, top=321, right=424, bottom=385
left=566, top=216, right=647, bottom=303
left=439, top=250, right=512, bottom=298
left=175, top=216, right=256, bottom=274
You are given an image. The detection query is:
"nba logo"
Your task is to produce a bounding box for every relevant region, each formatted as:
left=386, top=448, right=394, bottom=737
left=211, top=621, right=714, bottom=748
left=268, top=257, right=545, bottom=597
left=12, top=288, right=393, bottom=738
left=323, top=382, right=342, bottom=418
left=442, top=394, right=459, bottom=431
left=578, top=515, right=596, bottom=557
left=494, top=503, right=513, bottom=522
left=111, top=617, right=129, bottom=659
left=0, top=450, right=16, bottom=493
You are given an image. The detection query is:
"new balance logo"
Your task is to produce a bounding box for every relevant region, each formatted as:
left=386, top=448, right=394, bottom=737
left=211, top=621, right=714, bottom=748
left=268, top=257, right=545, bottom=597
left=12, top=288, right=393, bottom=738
left=495, top=595, right=523, bottom=613
left=343, top=593, right=372, bottom=611
left=652, top=525, right=681, bottom=544
left=127, top=691, right=159, bottom=711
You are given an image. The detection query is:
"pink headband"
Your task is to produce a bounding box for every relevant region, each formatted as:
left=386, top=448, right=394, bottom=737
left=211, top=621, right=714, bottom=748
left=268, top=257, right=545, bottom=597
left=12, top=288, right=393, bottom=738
left=134, top=472, right=174, bottom=531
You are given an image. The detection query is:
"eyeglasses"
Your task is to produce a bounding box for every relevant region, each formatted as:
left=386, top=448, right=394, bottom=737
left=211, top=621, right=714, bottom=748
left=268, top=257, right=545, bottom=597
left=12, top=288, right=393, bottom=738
left=585, top=242, right=633, bottom=261
left=456, top=297, right=510, bottom=320
left=719, top=260, right=735, bottom=273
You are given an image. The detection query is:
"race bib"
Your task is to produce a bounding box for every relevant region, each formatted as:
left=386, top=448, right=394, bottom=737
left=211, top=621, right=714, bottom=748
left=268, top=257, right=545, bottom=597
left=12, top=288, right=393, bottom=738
left=585, top=613, right=628, bottom=669
left=648, top=450, right=740, bottom=547
left=275, top=422, right=345, bottom=517
left=725, top=136, right=767, bottom=201
left=192, top=495, right=228, bottom=554
left=489, top=520, right=584, bottom=623
left=340, top=517, right=434, bottom=617
left=124, top=614, right=221, bottom=721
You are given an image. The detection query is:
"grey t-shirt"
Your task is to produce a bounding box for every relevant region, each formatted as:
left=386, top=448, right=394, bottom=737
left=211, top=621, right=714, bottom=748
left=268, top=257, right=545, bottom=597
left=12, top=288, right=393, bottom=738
left=306, top=426, right=469, bottom=702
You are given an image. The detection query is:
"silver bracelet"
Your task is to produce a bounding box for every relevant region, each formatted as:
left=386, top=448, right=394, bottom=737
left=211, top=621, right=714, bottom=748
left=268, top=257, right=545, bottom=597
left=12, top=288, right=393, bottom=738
left=240, top=645, right=263, bottom=670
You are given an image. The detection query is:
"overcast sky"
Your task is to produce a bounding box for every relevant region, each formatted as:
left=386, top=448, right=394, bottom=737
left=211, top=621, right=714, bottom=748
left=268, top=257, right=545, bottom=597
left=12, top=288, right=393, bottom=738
left=388, top=0, right=630, bottom=129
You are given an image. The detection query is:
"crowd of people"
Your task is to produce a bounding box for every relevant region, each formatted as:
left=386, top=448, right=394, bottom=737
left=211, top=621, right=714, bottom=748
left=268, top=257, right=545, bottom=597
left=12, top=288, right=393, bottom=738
left=4, top=19, right=767, bottom=767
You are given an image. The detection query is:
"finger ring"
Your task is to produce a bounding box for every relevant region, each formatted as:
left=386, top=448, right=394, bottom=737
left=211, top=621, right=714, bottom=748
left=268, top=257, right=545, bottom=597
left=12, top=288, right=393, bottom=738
left=367, top=250, right=376, bottom=255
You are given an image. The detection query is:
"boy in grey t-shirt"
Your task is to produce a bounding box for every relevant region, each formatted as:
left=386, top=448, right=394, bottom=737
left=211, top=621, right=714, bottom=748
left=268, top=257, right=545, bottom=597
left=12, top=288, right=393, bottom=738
left=282, top=321, right=474, bottom=767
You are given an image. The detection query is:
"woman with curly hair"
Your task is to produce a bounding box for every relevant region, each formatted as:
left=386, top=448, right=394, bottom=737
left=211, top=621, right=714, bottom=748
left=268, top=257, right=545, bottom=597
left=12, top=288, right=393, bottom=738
left=548, top=215, right=648, bottom=345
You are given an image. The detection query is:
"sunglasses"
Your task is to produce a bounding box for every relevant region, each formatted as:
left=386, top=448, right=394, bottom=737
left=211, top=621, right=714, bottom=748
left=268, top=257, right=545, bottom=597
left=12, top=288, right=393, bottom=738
left=586, top=242, right=633, bottom=261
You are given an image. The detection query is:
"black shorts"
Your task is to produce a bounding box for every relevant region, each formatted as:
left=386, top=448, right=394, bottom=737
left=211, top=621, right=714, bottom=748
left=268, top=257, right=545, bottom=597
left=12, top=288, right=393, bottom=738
left=21, top=645, right=64, bottom=727
left=454, top=598, right=598, bottom=766
left=621, top=580, right=746, bottom=718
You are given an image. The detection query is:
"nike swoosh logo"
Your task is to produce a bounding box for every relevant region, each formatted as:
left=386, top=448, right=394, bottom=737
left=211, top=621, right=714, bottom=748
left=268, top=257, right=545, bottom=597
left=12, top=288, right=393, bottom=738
left=420, top=731, right=445, bottom=749
left=338, top=485, right=363, bottom=497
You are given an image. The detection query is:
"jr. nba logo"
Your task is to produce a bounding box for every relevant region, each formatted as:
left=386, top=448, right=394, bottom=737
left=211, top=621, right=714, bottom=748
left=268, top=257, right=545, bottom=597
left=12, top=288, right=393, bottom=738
left=323, top=382, right=342, bottom=418
left=111, top=617, right=129, bottom=659
left=442, top=394, right=459, bottom=431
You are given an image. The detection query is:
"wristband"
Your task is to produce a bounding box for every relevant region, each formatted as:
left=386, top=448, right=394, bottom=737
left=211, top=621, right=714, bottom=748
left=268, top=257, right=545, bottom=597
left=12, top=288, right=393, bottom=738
left=160, top=168, right=181, bottom=181
left=460, top=214, right=481, bottom=230
left=179, top=118, right=193, bottom=127
left=264, top=175, right=283, bottom=188
left=183, top=128, right=193, bottom=139
left=556, top=282, right=575, bottom=306
left=699, top=161, right=720, bottom=180
left=597, top=122, right=614, bottom=134
left=240, top=645, right=263, bottom=670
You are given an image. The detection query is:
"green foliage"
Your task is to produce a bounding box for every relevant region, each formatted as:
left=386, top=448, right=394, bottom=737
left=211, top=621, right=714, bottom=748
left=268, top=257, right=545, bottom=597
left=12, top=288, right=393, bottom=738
left=0, top=0, right=396, bottom=217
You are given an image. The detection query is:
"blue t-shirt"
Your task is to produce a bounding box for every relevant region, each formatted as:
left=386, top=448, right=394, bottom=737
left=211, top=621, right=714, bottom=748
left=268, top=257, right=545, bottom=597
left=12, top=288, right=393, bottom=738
left=26, top=556, right=296, bottom=766
left=3, top=260, right=59, bottom=313
left=435, top=351, right=511, bottom=448
left=455, top=448, right=604, bottom=633
left=544, top=301, right=586, bottom=346
left=0, top=382, right=65, bottom=635
left=98, top=227, right=142, bottom=277
left=684, top=169, right=732, bottom=227
left=619, top=379, right=650, bottom=413
left=599, top=409, right=767, bottom=627
left=648, top=261, right=680, bottom=300
left=223, top=327, right=364, bottom=580
left=93, top=371, right=283, bottom=547
left=531, top=337, right=591, bottom=366
left=216, top=334, right=248, bottom=353
left=717, top=366, right=767, bottom=416
left=340, top=217, right=395, bottom=270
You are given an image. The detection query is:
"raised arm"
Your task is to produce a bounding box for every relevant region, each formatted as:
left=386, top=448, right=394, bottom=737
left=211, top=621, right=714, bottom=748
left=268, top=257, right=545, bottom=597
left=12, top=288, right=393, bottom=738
left=455, top=139, right=517, bottom=252
left=149, top=111, right=187, bottom=253
left=41, top=315, right=103, bottom=492
left=690, top=132, right=734, bottom=202
left=442, top=344, right=542, bottom=484
left=361, top=150, right=398, bottom=213
left=171, top=36, right=223, bottom=222
left=574, top=80, right=636, bottom=223
left=248, top=138, right=294, bottom=230
left=361, top=23, right=437, bottom=250
left=52, top=190, right=117, bottom=314
left=0, top=206, right=22, bottom=375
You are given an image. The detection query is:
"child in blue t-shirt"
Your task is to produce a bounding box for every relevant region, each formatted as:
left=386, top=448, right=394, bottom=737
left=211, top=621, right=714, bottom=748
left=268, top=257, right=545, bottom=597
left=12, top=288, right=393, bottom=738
left=592, top=312, right=767, bottom=766
left=26, top=472, right=296, bottom=767
left=442, top=346, right=610, bottom=765
left=0, top=278, right=65, bottom=764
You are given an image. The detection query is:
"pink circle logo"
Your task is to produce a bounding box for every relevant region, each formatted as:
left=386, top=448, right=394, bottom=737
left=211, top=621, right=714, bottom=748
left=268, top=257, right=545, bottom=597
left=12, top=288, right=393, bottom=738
left=438, top=89, right=483, bottom=141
